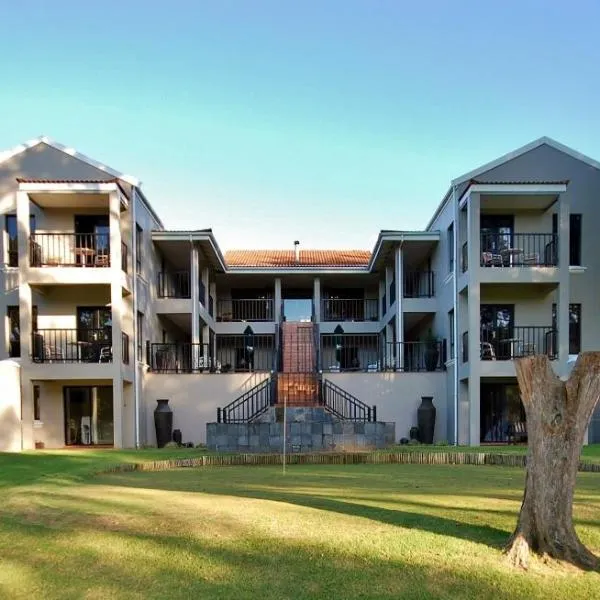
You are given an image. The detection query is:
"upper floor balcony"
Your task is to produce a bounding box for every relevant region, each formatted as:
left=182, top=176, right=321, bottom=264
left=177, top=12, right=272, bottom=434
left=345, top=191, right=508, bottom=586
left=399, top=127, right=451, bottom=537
left=29, top=233, right=118, bottom=268
left=321, top=298, right=379, bottom=322
left=480, top=233, right=557, bottom=268
left=157, top=271, right=191, bottom=299
left=217, top=298, right=274, bottom=322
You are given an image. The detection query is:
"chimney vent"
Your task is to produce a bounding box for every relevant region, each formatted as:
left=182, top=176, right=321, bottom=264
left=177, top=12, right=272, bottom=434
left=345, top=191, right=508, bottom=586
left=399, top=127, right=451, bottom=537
left=294, top=240, right=300, bottom=263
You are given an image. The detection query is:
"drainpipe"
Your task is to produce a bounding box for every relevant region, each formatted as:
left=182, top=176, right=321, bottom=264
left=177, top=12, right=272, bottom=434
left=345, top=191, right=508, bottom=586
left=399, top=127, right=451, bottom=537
left=452, top=184, right=459, bottom=446
left=132, top=187, right=140, bottom=448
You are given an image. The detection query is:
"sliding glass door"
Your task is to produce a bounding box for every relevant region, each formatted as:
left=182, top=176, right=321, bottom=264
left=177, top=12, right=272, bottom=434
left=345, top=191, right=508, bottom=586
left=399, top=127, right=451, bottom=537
left=64, top=386, right=113, bottom=445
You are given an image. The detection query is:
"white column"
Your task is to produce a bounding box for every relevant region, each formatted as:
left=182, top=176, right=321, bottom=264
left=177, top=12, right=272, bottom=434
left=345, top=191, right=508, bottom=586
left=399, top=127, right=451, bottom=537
left=109, top=191, right=124, bottom=447
left=21, top=377, right=34, bottom=450
left=313, top=277, right=321, bottom=322
left=191, top=245, right=200, bottom=345
left=201, top=267, right=210, bottom=307
left=557, top=194, right=570, bottom=373
left=274, top=278, right=282, bottom=322
left=394, top=245, right=404, bottom=368
left=466, top=192, right=481, bottom=445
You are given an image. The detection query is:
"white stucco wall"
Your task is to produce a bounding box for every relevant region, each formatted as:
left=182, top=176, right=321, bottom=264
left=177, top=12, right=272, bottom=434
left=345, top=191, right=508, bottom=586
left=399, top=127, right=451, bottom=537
left=0, top=360, right=22, bottom=451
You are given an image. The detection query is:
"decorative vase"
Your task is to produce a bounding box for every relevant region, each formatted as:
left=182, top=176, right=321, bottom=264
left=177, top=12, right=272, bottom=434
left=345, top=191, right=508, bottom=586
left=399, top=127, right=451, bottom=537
left=417, top=396, right=436, bottom=444
left=154, top=399, right=173, bottom=448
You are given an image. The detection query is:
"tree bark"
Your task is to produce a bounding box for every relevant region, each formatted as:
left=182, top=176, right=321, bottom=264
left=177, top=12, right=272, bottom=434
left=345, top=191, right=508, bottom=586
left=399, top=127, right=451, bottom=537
left=505, top=353, right=600, bottom=570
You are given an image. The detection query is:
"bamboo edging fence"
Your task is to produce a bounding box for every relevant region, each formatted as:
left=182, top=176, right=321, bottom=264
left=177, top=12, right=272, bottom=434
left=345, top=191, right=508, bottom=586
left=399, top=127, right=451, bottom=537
left=102, top=451, right=600, bottom=475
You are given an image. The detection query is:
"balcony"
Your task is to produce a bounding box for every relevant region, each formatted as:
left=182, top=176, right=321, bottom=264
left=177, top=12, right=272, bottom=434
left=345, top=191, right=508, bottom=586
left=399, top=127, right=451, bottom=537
left=384, top=341, right=446, bottom=372
left=480, top=326, right=556, bottom=361
left=480, top=233, right=557, bottom=267
left=30, top=233, right=111, bottom=268
left=149, top=334, right=276, bottom=373
left=32, top=328, right=113, bottom=363
left=216, top=299, right=274, bottom=322
left=157, top=271, right=191, bottom=299
left=321, top=298, right=378, bottom=322
left=403, top=271, right=435, bottom=298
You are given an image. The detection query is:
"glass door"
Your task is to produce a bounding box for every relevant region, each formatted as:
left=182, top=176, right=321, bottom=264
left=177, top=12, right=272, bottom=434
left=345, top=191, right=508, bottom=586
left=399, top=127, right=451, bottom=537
left=481, top=383, right=526, bottom=443
left=77, top=307, right=112, bottom=362
left=64, top=386, right=113, bottom=445
left=480, top=215, right=514, bottom=261
left=480, top=304, right=514, bottom=359
left=74, top=215, right=110, bottom=266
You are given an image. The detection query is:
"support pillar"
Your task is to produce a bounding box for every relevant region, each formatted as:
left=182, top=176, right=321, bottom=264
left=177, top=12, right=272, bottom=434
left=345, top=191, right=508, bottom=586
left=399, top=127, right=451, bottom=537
left=557, top=194, right=571, bottom=375
left=467, top=191, right=481, bottom=446
left=394, top=245, right=404, bottom=368
left=313, top=277, right=321, bottom=322
left=274, top=278, right=282, bottom=322
left=191, top=245, right=200, bottom=345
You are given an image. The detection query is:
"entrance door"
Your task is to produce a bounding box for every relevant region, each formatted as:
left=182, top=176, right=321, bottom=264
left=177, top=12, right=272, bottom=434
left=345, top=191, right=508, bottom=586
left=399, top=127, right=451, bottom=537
left=480, top=215, right=514, bottom=260
left=64, top=386, right=114, bottom=445
left=74, top=215, right=110, bottom=266
left=480, top=383, right=526, bottom=443
left=77, top=307, right=112, bottom=362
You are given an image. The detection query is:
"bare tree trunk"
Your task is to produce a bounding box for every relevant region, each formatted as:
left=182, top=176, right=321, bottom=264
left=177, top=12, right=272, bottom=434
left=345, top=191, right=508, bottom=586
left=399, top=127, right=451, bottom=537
left=505, top=353, right=600, bottom=570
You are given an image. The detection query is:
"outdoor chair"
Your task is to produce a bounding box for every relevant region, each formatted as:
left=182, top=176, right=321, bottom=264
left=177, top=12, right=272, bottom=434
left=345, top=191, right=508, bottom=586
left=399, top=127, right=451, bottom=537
left=481, top=251, right=503, bottom=267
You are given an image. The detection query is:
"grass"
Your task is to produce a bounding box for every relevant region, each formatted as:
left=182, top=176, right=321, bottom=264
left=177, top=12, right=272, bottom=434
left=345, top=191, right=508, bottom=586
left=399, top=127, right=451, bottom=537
left=0, top=449, right=599, bottom=599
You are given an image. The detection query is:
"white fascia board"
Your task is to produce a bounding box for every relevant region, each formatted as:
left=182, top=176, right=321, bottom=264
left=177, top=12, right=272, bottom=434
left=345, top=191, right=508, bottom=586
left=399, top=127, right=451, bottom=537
left=368, top=231, right=440, bottom=271
left=469, top=183, right=567, bottom=195
left=18, top=182, right=120, bottom=193
left=226, top=268, right=371, bottom=275
left=151, top=231, right=227, bottom=272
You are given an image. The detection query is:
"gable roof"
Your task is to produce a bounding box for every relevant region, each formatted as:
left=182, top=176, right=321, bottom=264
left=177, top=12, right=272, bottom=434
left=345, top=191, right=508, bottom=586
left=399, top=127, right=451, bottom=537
left=225, top=249, right=372, bottom=269
left=427, top=136, right=600, bottom=230
left=0, top=136, right=139, bottom=186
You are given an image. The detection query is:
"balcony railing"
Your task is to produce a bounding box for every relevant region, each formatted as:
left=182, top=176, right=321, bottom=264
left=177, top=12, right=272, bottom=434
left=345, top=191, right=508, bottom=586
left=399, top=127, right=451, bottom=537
left=320, top=298, right=379, bottom=322
left=480, top=233, right=557, bottom=267
left=121, top=242, right=128, bottom=273
left=30, top=233, right=111, bottom=268
left=383, top=341, right=446, bottom=372
left=461, top=242, right=468, bottom=273
left=149, top=335, right=276, bottom=373
left=32, top=328, right=113, bottom=363
left=157, top=271, right=191, bottom=299
left=216, top=299, right=274, bottom=322
left=403, top=271, right=435, bottom=298
left=320, top=334, right=381, bottom=371
left=122, top=332, right=130, bottom=364
left=480, top=326, right=557, bottom=360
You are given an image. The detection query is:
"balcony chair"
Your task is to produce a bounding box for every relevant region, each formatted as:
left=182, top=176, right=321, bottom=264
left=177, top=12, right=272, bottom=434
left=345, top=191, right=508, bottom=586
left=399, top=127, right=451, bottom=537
left=480, top=342, right=496, bottom=360
left=481, top=252, right=503, bottom=267
left=99, top=346, right=112, bottom=363
left=44, top=345, right=65, bottom=363
left=522, top=253, right=540, bottom=265
left=95, top=253, right=110, bottom=267
left=197, top=356, right=221, bottom=372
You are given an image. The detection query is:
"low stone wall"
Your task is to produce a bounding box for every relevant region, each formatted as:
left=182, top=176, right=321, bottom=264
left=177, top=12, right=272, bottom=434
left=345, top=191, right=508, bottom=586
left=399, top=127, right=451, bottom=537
left=207, top=420, right=395, bottom=453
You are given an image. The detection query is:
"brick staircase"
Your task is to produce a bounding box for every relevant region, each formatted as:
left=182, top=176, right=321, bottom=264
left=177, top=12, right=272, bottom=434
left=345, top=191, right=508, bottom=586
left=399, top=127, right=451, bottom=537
left=278, top=322, right=318, bottom=406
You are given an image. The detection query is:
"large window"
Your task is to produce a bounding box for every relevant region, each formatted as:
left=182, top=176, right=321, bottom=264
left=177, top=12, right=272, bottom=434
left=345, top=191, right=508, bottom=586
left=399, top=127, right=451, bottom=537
left=448, top=310, right=455, bottom=359
left=33, top=385, right=41, bottom=421
left=552, top=213, right=582, bottom=266
left=480, top=215, right=514, bottom=256
left=447, top=223, right=454, bottom=273
left=552, top=303, right=581, bottom=354
left=5, top=214, right=36, bottom=267
left=135, top=224, right=143, bottom=272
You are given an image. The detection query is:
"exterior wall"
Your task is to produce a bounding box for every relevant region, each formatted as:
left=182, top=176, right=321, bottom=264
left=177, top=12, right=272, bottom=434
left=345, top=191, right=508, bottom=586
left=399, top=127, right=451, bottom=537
left=323, top=372, right=447, bottom=442
left=142, top=372, right=270, bottom=445
left=0, top=360, right=21, bottom=451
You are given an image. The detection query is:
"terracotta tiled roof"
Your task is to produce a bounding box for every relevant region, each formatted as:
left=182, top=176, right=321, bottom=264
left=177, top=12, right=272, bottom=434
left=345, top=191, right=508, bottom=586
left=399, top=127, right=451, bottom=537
left=225, top=249, right=371, bottom=268
left=16, top=177, right=119, bottom=183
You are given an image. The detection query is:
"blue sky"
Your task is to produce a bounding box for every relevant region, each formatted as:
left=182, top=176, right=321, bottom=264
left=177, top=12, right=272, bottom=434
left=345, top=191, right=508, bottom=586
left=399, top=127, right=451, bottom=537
left=1, top=1, right=599, bottom=250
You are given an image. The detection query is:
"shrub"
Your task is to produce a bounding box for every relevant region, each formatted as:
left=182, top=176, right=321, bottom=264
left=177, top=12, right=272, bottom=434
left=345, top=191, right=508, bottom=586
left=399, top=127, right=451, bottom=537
left=163, top=441, right=180, bottom=449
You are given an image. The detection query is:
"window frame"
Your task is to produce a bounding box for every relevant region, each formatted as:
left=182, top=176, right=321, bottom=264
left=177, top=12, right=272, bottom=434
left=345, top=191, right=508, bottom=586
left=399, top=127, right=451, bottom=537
left=137, top=311, right=144, bottom=361
left=135, top=224, right=143, bottom=272
left=448, top=309, right=455, bottom=359
left=447, top=223, right=454, bottom=273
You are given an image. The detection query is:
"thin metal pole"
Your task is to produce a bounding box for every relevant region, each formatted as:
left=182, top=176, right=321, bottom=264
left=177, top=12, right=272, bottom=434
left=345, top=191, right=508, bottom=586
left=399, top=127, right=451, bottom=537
left=282, top=393, right=287, bottom=475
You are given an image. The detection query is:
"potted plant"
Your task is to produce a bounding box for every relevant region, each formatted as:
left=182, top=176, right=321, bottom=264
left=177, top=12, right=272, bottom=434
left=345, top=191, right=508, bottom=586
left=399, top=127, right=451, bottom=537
left=423, top=329, right=440, bottom=371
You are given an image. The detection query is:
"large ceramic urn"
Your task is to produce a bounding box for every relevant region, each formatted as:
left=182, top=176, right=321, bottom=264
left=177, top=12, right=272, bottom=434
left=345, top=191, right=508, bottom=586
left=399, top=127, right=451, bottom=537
left=417, top=396, right=436, bottom=444
left=154, top=399, right=173, bottom=448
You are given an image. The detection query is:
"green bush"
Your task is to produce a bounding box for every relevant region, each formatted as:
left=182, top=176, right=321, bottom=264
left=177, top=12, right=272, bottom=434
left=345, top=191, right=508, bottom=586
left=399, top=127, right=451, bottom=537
left=163, top=441, right=180, bottom=449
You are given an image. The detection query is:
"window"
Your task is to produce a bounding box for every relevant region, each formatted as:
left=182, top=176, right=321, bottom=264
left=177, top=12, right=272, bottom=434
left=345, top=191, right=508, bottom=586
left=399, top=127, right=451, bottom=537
left=33, top=385, right=41, bottom=421
left=552, top=214, right=582, bottom=266
left=448, top=223, right=454, bottom=272
left=552, top=303, right=581, bottom=354
left=448, top=310, right=455, bottom=359
left=5, top=214, right=36, bottom=267
left=7, top=305, right=37, bottom=357
left=135, top=224, right=142, bottom=272
left=137, top=311, right=144, bottom=361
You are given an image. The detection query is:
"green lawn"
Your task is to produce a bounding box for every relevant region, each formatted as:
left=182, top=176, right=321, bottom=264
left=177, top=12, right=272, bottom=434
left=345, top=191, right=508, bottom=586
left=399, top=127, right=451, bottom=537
left=1, top=450, right=599, bottom=599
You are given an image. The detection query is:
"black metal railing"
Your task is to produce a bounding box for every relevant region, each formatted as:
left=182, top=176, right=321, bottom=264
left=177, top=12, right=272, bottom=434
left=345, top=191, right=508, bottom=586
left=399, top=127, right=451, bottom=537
left=157, top=271, right=191, bottom=298
left=383, top=341, right=446, bottom=372
left=462, top=332, right=468, bottom=363
left=149, top=335, right=276, bottom=373
left=461, top=242, right=468, bottom=273
left=321, top=298, right=378, bottom=322
left=122, top=332, right=130, bottom=364
left=320, top=334, right=381, bottom=372
left=480, top=326, right=557, bottom=360
left=218, top=376, right=275, bottom=423
left=403, top=271, right=435, bottom=298
left=320, top=378, right=376, bottom=422
left=121, top=242, right=128, bottom=273
left=216, top=298, right=274, bottom=322
left=480, top=233, right=558, bottom=267
left=30, top=233, right=111, bottom=267
left=32, top=328, right=113, bottom=363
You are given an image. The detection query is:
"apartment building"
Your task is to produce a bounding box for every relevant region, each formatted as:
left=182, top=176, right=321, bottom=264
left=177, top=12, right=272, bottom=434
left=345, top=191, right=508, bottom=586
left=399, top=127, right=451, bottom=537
left=0, top=135, right=599, bottom=451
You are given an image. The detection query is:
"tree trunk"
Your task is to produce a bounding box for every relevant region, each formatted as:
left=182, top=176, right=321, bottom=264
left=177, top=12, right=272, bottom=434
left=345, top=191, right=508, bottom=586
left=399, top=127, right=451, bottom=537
left=505, top=353, right=600, bottom=570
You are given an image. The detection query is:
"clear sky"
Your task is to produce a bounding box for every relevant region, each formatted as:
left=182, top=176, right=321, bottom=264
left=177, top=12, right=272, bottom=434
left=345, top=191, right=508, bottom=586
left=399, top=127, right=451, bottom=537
left=1, top=1, right=599, bottom=250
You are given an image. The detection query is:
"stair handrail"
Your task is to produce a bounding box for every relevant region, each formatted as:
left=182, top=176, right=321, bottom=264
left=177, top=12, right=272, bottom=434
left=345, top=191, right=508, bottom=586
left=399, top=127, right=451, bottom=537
left=320, top=377, right=376, bottom=422
left=218, top=376, right=274, bottom=423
